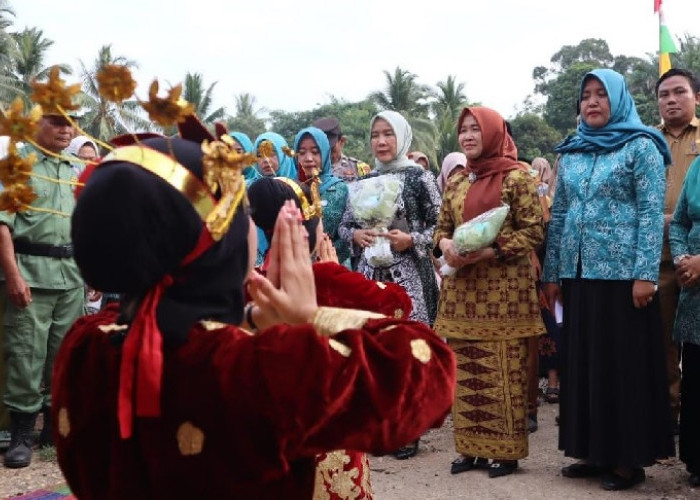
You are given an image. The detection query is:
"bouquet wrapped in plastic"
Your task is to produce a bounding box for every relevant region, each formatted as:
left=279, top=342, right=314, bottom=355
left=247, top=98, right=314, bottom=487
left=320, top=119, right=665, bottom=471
left=348, top=174, right=403, bottom=267
left=439, top=203, right=509, bottom=276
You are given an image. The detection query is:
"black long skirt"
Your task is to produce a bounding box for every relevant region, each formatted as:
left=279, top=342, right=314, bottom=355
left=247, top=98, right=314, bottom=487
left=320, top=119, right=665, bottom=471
left=680, top=342, right=700, bottom=474
left=559, top=279, right=675, bottom=467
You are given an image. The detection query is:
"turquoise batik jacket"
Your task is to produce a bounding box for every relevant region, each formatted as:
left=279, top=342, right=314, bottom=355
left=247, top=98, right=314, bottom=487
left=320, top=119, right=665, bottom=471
left=669, top=156, right=700, bottom=345
left=542, top=136, right=666, bottom=284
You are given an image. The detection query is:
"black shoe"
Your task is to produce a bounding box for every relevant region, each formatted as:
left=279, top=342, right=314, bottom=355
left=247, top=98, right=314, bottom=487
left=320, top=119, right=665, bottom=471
left=4, top=412, right=38, bottom=469
left=450, top=456, right=488, bottom=475
left=393, top=439, right=419, bottom=460
left=488, top=460, right=518, bottom=478
left=689, top=473, right=700, bottom=487
left=601, top=468, right=645, bottom=491
left=561, top=462, right=606, bottom=478
left=528, top=416, right=538, bottom=433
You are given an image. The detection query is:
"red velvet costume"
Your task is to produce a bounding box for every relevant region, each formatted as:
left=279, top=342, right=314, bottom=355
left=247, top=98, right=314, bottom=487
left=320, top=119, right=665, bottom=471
left=311, top=262, right=412, bottom=499
left=52, top=276, right=454, bottom=499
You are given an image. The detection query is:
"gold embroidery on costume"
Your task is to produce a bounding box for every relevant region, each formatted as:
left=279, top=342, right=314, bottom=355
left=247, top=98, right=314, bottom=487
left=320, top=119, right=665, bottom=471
left=199, top=320, right=227, bottom=331
left=57, top=407, right=70, bottom=438
left=97, top=323, right=129, bottom=333
left=177, top=422, right=205, bottom=456
left=311, top=307, right=384, bottom=337
left=394, top=308, right=403, bottom=318
left=359, top=453, right=372, bottom=497
left=376, top=282, right=387, bottom=289
left=410, top=339, right=431, bottom=364
left=329, top=339, right=352, bottom=358
left=313, top=450, right=363, bottom=500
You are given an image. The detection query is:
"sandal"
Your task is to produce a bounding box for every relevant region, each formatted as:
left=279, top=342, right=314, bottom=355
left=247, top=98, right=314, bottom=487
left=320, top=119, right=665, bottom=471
left=544, top=387, right=559, bottom=404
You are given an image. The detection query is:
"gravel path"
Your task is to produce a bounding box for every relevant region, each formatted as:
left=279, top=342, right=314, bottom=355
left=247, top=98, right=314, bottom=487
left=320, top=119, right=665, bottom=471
left=0, top=404, right=696, bottom=499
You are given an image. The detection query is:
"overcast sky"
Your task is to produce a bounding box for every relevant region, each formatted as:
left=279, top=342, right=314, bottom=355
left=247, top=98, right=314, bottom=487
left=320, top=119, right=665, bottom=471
left=9, top=0, right=700, bottom=120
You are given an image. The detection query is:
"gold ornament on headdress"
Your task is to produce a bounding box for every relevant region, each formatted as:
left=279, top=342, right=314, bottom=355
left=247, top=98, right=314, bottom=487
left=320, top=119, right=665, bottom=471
left=305, top=169, right=323, bottom=218
left=201, top=136, right=253, bottom=241
left=0, top=98, right=42, bottom=143
left=274, top=177, right=321, bottom=221
left=96, top=64, right=137, bottom=103
left=257, top=139, right=274, bottom=159
left=0, top=144, right=37, bottom=213
left=140, top=80, right=194, bottom=128
left=30, top=66, right=81, bottom=115
left=0, top=92, right=82, bottom=215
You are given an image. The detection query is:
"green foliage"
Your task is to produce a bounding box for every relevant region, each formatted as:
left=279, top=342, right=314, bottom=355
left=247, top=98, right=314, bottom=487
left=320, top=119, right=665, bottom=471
left=77, top=45, right=152, bottom=142
left=269, top=97, right=377, bottom=161
left=183, top=72, right=225, bottom=124
left=508, top=113, right=562, bottom=164
left=225, top=92, right=266, bottom=139
left=533, top=39, right=616, bottom=137
left=2, top=0, right=700, bottom=163
left=431, top=75, right=477, bottom=170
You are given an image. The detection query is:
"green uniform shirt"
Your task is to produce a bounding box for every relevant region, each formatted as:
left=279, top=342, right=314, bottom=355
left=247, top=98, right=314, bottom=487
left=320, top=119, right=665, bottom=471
left=0, top=144, right=83, bottom=289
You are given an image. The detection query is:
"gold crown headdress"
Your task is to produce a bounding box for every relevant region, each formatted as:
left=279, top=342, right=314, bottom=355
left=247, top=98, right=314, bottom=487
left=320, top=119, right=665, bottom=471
left=0, top=64, right=250, bottom=240
left=274, top=175, right=322, bottom=221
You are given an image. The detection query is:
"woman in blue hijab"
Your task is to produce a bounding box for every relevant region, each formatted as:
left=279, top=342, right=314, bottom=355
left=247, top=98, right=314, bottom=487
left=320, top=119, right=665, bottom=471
left=542, top=69, right=675, bottom=491
left=253, top=132, right=297, bottom=179
left=294, top=127, right=350, bottom=265
left=250, top=132, right=296, bottom=265
left=229, top=131, right=260, bottom=186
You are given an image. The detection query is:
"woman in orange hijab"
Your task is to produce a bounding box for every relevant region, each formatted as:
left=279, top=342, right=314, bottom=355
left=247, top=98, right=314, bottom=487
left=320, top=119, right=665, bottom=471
left=433, top=107, right=544, bottom=478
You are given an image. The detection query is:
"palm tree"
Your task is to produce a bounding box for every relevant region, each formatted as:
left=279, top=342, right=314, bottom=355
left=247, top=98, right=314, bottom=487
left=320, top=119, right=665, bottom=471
left=369, top=67, right=437, bottom=169
left=77, top=44, right=152, bottom=141
left=182, top=72, right=225, bottom=124
left=0, top=0, right=18, bottom=107
left=225, top=92, right=266, bottom=138
left=10, top=27, right=71, bottom=105
left=369, top=67, right=432, bottom=116
left=431, top=75, right=472, bottom=165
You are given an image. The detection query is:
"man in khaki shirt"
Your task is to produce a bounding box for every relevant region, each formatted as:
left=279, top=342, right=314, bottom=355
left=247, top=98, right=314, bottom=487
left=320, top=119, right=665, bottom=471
left=656, top=68, right=700, bottom=431
left=0, top=112, right=84, bottom=468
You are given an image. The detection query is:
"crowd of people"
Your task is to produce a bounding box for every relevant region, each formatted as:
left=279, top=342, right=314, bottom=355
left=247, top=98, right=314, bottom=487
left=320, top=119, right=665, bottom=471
left=0, top=65, right=698, bottom=498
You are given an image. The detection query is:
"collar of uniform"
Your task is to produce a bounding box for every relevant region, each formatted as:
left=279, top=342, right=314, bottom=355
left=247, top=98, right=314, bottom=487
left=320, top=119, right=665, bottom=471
left=658, top=115, right=700, bottom=134
left=21, top=142, right=72, bottom=165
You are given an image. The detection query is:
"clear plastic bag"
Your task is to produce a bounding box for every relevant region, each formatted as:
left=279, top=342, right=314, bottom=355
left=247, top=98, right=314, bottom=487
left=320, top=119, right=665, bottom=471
left=440, top=203, right=510, bottom=276
left=348, top=175, right=404, bottom=267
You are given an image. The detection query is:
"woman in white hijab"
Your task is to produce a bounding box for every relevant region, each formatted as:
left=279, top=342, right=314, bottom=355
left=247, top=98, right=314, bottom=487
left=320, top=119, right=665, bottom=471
left=338, top=110, right=442, bottom=459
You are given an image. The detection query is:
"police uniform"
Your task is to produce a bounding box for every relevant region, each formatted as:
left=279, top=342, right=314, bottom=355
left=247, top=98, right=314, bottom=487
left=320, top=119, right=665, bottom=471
left=333, top=153, right=371, bottom=182
left=312, top=117, right=371, bottom=182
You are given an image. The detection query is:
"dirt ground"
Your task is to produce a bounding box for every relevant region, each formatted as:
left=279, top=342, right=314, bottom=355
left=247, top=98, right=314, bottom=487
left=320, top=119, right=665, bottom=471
left=0, top=404, right=696, bottom=499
